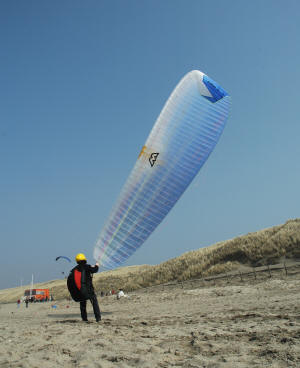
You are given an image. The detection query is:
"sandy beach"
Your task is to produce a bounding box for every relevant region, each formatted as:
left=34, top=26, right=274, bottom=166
left=1, top=273, right=299, bottom=368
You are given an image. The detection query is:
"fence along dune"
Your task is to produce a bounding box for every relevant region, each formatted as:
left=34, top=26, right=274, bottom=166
left=1, top=219, right=300, bottom=303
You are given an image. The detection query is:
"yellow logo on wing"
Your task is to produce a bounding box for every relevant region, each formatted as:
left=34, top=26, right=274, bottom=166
left=138, top=145, right=147, bottom=159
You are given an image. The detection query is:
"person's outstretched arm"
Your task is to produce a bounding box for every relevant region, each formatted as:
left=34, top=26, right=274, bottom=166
left=89, top=263, right=99, bottom=273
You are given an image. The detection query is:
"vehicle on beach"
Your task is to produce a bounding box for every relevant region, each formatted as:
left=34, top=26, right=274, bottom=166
left=23, top=289, right=50, bottom=302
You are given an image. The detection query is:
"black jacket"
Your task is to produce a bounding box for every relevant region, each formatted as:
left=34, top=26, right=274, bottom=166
left=67, top=262, right=99, bottom=301
left=75, top=263, right=99, bottom=295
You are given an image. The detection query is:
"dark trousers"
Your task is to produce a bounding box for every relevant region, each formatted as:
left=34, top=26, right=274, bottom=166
left=80, top=294, right=101, bottom=321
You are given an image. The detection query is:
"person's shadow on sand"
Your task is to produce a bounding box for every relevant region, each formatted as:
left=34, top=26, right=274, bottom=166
left=47, top=311, right=113, bottom=323
left=47, top=311, right=112, bottom=319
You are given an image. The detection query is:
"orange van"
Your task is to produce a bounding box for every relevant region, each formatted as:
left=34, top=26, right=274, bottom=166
left=24, top=289, right=50, bottom=301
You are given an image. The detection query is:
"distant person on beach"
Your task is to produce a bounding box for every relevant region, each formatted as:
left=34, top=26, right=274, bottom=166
left=68, top=253, right=101, bottom=322
left=17, top=299, right=20, bottom=308
left=25, top=298, right=29, bottom=308
left=117, top=289, right=127, bottom=299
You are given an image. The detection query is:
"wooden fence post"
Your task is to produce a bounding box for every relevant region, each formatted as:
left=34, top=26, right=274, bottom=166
left=253, top=267, right=257, bottom=280
left=267, top=265, right=271, bottom=278
left=239, top=271, right=243, bottom=282
left=284, top=262, right=288, bottom=276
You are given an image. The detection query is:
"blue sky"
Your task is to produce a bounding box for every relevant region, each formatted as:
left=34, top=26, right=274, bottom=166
left=1, top=1, right=300, bottom=289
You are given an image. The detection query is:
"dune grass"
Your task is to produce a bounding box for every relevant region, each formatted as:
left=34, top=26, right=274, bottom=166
left=1, top=218, right=299, bottom=303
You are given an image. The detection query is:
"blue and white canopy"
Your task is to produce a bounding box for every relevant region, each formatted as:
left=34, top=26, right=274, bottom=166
left=94, top=70, right=231, bottom=269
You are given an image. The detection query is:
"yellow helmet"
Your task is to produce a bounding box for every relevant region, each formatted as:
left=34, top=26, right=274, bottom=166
left=75, top=253, right=87, bottom=263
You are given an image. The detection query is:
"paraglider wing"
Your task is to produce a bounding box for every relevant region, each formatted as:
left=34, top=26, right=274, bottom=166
left=94, top=70, right=231, bottom=269
left=55, top=256, right=71, bottom=262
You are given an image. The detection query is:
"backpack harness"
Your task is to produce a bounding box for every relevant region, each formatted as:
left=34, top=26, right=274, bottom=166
left=67, top=266, right=91, bottom=302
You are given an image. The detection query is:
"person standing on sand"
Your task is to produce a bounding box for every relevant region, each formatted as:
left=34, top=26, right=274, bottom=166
left=71, top=253, right=101, bottom=322
left=25, top=298, right=29, bottom=308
